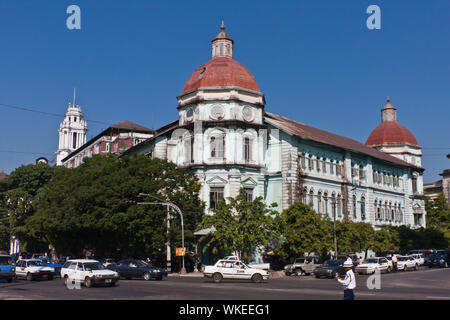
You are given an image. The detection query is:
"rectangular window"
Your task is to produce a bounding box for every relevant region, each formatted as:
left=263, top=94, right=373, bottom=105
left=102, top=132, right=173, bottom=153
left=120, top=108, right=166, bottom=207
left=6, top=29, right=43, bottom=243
left=72, top=132, right=77, bottom=149
left=209, top=187, right=224, bottom=210
left=322, top=160, right=327, bottom=173
left=412, top=177, right=418, bottom=193
left=244, top=137, right=251, bottom=162
left=330, top=161, right=334, bottom=174
left=244, top=188, right=253, bottom=202
left=336, top=163, right=341, bottom=176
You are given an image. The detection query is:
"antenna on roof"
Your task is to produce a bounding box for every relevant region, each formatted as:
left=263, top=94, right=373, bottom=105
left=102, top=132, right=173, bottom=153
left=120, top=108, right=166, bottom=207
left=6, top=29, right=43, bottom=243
left=72, top=88, right=77, bottom=107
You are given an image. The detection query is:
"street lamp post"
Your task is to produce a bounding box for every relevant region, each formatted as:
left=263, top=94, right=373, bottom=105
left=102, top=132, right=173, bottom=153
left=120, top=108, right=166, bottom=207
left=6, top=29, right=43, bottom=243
left=137, top=193, right=186, bottom=274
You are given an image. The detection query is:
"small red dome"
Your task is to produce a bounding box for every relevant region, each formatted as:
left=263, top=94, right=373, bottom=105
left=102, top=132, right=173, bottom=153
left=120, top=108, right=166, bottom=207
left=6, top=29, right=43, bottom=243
left=366, top=121, right=419, bottom=147
left=181, top=57, right=260, bottom=95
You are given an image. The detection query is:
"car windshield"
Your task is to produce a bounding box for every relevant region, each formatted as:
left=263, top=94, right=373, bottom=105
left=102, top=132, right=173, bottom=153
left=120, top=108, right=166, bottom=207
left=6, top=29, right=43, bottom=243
left=0, top=257, right=13, bottom=265
left=365, top=258, right=378, bottom=264
left=397, top=257, right=409, bottom=261
left=27, top=260, right=43, bottom=266
left=324, top=260, right=340, bottom=267
left=83, top=263, right=104, bottom=271
left=295, top=259, right=305, bottom=264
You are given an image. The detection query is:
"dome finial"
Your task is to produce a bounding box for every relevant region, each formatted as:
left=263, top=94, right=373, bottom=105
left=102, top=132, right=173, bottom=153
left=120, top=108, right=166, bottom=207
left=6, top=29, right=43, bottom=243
left=221, top=20, right=225, bottom=32
left=387, top=96, right=390, bottom=103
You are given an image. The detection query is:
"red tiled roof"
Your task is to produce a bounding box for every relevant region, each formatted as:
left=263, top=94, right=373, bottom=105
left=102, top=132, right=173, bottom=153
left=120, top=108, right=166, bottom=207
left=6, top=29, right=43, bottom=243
left=264, top=112, right=420, bottom=169
left=181, top=57, right=260, bottom=95
left=366, top=121, right=418, bottom=147
left=111, top=120, right=153, bottom=133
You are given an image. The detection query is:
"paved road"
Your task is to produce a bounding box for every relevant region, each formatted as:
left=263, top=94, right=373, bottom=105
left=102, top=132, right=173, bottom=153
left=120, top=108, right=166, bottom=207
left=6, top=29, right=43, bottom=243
left=0, top=267, right=449, bottom=300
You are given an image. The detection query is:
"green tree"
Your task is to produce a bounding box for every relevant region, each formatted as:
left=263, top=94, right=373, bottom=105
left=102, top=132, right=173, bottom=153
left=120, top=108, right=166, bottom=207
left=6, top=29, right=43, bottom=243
left=335, top=221, right=375, bottom=256
left=274, top=202, right=333, bottom=259
left=425, top=194, right=450, bottom=242
left=198, top=189, right=280, bottom=262
left=25, top=155, right=204, bottom=259
left=0, top=163, right=54, bottom=252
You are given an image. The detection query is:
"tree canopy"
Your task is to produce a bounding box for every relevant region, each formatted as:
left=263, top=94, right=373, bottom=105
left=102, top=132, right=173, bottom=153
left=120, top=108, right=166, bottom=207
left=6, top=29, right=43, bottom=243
left=23, top=155, right=204, bottom=259
left=198, top=189, right=280, bottom=262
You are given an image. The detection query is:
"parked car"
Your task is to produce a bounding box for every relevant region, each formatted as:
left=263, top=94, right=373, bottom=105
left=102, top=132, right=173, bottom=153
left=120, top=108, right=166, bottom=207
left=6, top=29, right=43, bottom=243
left=284, top=256, right=322, bottom=276
left=102, top=259, right=116, bottom=268
left=203, top=259, right=269, bottom=283
left=107, top=259, right=165, bottom=281
left=355, top=257, right=391, bottom=274
left=14, top=259, right=55, bottom=281
left=314, top=259, right=347, bottom=279
left=396, top=256, right=418, bottom=271
left=61, top=259, right=119, bottom=287
left=0, top=255, right=16, bottom=282
left=410, top=254, right=425, bottom=266
left=35, top=257, right=63, bottom=275
left=429, top=251, right=450, bottom=268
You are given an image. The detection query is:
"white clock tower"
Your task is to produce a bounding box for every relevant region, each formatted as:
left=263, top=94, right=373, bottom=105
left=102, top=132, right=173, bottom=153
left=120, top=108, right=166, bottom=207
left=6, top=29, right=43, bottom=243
left=56, top=89, right=88, bottom=166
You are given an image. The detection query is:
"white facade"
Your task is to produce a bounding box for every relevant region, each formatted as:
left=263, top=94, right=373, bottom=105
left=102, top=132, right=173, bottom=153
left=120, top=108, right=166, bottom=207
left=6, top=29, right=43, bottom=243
left=56, top=99, right=87, bottom=166
left=127, top=25, right=426, bottom=229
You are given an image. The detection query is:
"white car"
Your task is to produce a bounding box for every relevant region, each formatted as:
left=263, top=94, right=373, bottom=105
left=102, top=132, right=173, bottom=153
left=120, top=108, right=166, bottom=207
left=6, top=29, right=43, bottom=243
left=15, top=259, right=55, bottom=281
left=61, top=259, right=119, bottom=287
left=410, top=254, right=425, bottom=266
left=203, top=259, right=269, bottom=283
left=355, top=257, right=391, bottom=274
left=396, top=256, right=419, bottom=271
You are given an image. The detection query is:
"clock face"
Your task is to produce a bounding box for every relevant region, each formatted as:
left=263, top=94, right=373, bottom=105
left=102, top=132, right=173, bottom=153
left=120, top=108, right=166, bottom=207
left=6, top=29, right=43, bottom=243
left=210, top=104, right=225, bottom=120
left=242, top=106, right=254, bottom=122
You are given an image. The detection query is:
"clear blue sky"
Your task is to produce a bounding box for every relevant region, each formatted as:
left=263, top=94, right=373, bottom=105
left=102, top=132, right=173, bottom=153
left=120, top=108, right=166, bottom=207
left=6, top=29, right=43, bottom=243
left=0, top=0, right=449, bottom=183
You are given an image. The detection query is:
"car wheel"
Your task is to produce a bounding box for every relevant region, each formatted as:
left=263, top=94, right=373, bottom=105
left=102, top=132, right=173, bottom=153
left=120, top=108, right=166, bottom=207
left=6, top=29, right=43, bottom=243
left=414, top=264, right=418, bottom=271
left=143, top=272, right=151, bottom=281
left=48, top=275, right=54, bottom=281
left=387, top=267, right=392, bottom=273
left=6, top=277, right=13, bottom=283
left=85, top=277, right=92, bottom=288
left=64, top=276, right=69, bottom=286
left=26, top=273, right=33, bottom=281
left=294, top=269, right=304, bottom=276
left=251, top=273, right=263, bottom=283
left=212, top=273, right=223, bottom=283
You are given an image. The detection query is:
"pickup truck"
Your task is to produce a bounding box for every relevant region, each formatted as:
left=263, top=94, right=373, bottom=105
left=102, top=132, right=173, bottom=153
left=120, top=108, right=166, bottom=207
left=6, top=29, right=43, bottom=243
left=284, top=257, right=322, bottom=276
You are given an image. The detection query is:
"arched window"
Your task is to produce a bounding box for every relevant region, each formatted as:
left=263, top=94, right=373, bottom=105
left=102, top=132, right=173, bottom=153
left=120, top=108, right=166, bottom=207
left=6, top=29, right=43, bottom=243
left=317, top=191, right=322, bottom=213
left=308, top=155, right=313, bottom=171
left=361, top=196, right=366, bottom=219
left=210, top=135, right=225, bottom=159
left=331, top=193, right=337, bottom=218
left=330, top=160, right=334, bottom=174
left=220, top=43, right=224, bottom=56
left=352, top=194, right=357, bottom=219
left=301, top=187, right=308, bottom=204
left=243, top=137, right=251, bottom=162
left=337, top=195, right=342, bottom=217
left=323, top=192, right=328, bottom=215
left=309, top=190, right=314, bottom=206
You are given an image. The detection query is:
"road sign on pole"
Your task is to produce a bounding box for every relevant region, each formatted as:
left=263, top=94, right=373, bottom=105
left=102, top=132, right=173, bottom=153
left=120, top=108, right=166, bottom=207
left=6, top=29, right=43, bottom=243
left=176, top=248, right=186, bottom=257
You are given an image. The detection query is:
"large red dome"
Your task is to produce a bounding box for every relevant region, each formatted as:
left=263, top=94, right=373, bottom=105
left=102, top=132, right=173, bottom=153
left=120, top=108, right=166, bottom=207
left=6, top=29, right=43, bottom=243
left=181, top=57, right=260, bottom=95
left=366, top=121, right=419, bottom=147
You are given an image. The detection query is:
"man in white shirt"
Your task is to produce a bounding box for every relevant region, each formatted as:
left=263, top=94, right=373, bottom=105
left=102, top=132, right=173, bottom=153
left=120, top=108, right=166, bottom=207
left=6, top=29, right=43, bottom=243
left=336, top=261, right=356, bottom=300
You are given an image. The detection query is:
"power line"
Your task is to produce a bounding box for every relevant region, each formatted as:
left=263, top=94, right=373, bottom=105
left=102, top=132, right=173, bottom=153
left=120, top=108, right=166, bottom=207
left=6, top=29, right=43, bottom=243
left=0, top=150, right=54, bottom=156
left=0, top=102, right=112, bottom=125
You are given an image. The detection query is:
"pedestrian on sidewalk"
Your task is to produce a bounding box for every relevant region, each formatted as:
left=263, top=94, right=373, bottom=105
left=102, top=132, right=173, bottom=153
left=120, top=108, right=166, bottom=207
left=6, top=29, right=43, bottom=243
left=336, top=261, right=356, bottom=300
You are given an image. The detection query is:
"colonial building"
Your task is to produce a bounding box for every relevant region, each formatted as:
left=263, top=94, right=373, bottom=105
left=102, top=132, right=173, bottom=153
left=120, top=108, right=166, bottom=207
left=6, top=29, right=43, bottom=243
left=125, top=23, right=426, bottom=229
left=56, top=92, right=88, bottom=166
left=56, top=91, right=154, bottom=168
left=60, top=120, right=154, bottom=168
left=424, top=168, right=450, bottom=205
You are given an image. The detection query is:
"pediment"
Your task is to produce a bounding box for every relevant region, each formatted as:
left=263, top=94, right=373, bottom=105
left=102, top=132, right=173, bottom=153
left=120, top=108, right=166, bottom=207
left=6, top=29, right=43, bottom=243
left=206, top=176, right=228, bottom=186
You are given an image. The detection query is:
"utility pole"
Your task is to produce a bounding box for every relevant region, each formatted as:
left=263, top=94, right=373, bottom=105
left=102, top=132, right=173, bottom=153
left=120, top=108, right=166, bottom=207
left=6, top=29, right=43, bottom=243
left=137, top=193, right=186, bottom=274
left=166, top=204, right=171, bottom=273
